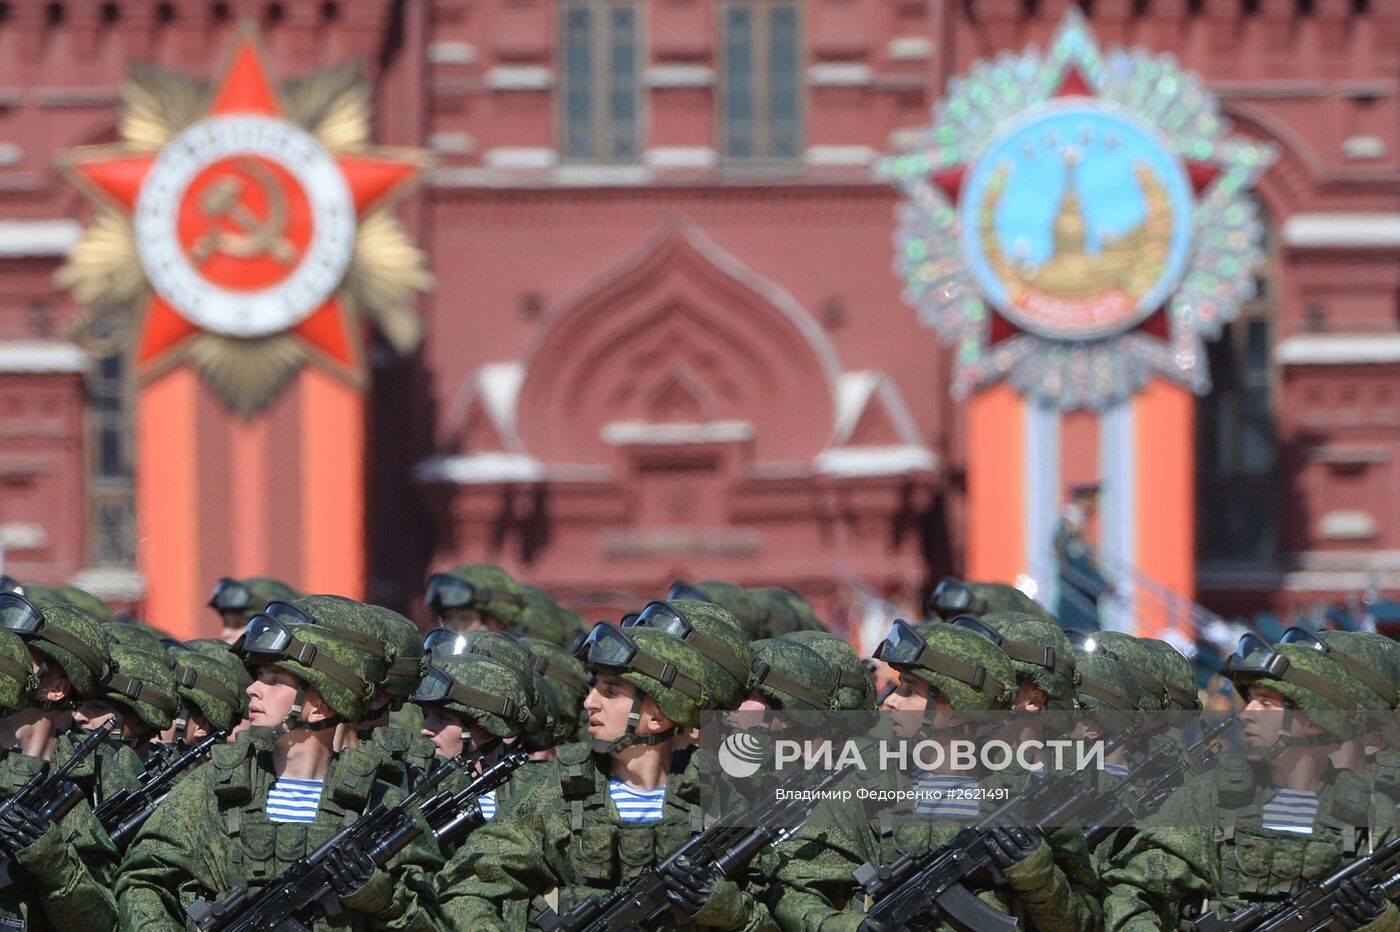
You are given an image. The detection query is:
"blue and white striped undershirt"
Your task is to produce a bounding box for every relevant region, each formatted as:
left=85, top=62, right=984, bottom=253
left=912, top=773, right=980, bottom=820
left=1261, top=788, right=1318, bottom=835
left=1102, top=762, right=1130, bottom=778
left=479, top=789, right=497, bottom=821
left=266, top=778, right=323, bottom=823
left=608, top=778, right=666, bottom=823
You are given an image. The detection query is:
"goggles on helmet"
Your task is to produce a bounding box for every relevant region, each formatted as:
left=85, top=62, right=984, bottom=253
left=874, top=619, right=1005, bottom=696
left=1223, top=633, right=1357, bottom=711
left=0, top=592, right=45, bottom=637
left=665, top=582, right=712, bottom=604
left=424, top=574, right=525, bottom=613
left=208, top=577, right=253, bottom=612
left=0, top=592, right=105, bottom=677
left=423, top=627, right=479, bottom=659
left=624, top=601, right=750, bottom=687
left=1281, top=626, right=1398, bottom=708
left=236, top=615, right=368, bottom=698
left=413, top=663, right=518, bottom=719
left=928, top=578, right=987, bottom=618
left=951, top=615, right=1073, bottom=681
left=580, top=622, right=706, bottom=702
left=0, top=575, right=22, bottom=596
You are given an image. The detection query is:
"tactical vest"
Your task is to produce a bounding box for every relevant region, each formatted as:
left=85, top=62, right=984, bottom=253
left=1209, top=755, right=1377, bottom=912
left=536, top=743, right=707, bottom=920
left=357, top=724, right=436, bottom=790
left=207, top=741, right=387, bottom=890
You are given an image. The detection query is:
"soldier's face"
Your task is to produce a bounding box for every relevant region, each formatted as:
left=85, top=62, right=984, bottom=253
left=421, top=705, right=468, bottom=758
left=1014, top=681, right=1049, bottom=712
left=246, top=666, right=302, bottom=726
left=439, top=608, right=510, bottom=633
left=1241, top=686, right=1322, bottom=747
left=72, top=699, right=120, bottom=732
left=883, top=674, right=930, bottom=736
left=584, top=673, right=669, bottom=742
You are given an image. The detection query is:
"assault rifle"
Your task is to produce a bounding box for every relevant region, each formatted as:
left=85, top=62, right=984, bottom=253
left=1084, top=715, right=1237, bottom=848
left=421, top=750, right=529, bottom=846
left=855, top=731, right=1131, bottom=932
left=185, top=748, right=471, bottom=932
left=1194, top=835, right=1400, bottom=931
left=96, top=729, right=227, bottom=851
left=0, top=718, right=118, bottom=888
left=533, top=761, right=856, bottom=932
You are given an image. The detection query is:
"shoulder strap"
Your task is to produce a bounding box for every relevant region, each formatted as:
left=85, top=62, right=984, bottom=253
left=1213, top=754, right=1258, bottom=842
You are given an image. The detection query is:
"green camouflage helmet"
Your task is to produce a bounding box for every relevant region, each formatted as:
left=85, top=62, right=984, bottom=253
left=173, top=648, right=250, bottom=732
left=927, top=578, right=1052, bottom=623
left=606, top=627, right=713, bottom=729
left=517, top=585, right=590, bottom=648
left=106, top=620, right=169, bottom=652
left=187, top=638, right=240, bottom=659
left=239, top=622, right=378, bottom=722
left=1312, top=631, right=1400, bottom=711
left=750, top=639, right=838, bottom=717
left=1089, top=631, right=1166, bottom=712
left=0, top=628, right=37, bottom=713
left=878, top=620, right=1015, bottom=711
left=101, top=643, right=180, bottom=730
left=208, top=577, right=301, bottom=622
left=784, top=630, right=876, bottom=712
left=439, top=630, right=558, bottom=749
left=294, top=594, right=393, bottom=689
left=416, top=655, right=534, bottom=739
left=1073, top=648, right=1146, bottom=713
left=749, top=588, right=823, bottom=638
left=299, top=595, right=426, bottom=704
left=435, top=564, right=526, bottom=628
left=670, top=580, right=765, bottom=640
left=1136, top=637, right=1202, bottom=711
left=639, top=599, right=753, bottom=711
left=523, top=636, right=589, bottom=742
left=19, top=594, right=111, bottom=699
left=972, top=611, right=1079, bottom=710
left=23, top=583, right=117, bottom=626
left=1226, top=637, right=1368, bottom=740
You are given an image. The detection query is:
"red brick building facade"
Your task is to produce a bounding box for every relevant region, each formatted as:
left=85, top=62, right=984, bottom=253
left=1, top=0, right=1397, bottom=631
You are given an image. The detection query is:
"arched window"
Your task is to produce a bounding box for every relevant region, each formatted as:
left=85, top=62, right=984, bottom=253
left=1195, top=195, right=1278, bottom=561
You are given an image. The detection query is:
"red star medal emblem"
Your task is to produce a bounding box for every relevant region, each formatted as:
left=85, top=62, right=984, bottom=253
left=64, top=36, right=421, bottom=382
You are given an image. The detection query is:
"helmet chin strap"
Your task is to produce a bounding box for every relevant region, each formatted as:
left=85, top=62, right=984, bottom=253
left=1255, top=708, right=1336, bottom=761
left=592, top=692, right=675, bottom=756
left=263, top=684, right=340, bottom=741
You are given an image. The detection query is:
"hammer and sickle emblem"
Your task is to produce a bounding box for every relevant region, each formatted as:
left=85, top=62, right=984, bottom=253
left=190, top=158, right=297, bottom=265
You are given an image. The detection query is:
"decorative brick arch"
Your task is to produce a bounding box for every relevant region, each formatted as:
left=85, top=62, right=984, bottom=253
left=515, top=220, right=841, bottom=465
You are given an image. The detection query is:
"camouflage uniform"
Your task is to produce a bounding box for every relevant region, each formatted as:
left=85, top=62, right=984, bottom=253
left=416, top=654, right=546, bottom=862
left=11, top=594, right=143, bottom=803
left=1101, top=639, right=1399, bottom=931
left=300, top=595, right=437, bottom=789
left=770, top=622, right=1102, bottom=932
left=0, top=623, right=119, bottom=931
left=116, top=621, right=443, bottom=931
left=437, top=624, right=778, bottom=931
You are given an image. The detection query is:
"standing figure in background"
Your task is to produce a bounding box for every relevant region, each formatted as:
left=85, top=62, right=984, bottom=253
left=1055, top=482, right=1111, bottom=632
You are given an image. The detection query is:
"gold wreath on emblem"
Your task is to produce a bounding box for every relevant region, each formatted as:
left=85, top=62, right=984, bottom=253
left=57, top=58, right=434, bottom=416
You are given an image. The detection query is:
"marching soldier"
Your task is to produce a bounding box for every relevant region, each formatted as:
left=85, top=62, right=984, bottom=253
left=0, top=625, right=120, bottom=930
left=1101, top=634, right=1399, bottom=930
left=437, top=619, right=779, bottom=930
left=115, top=605, right=443, bottom=930
left=206, top=576, right=300, bottom=645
